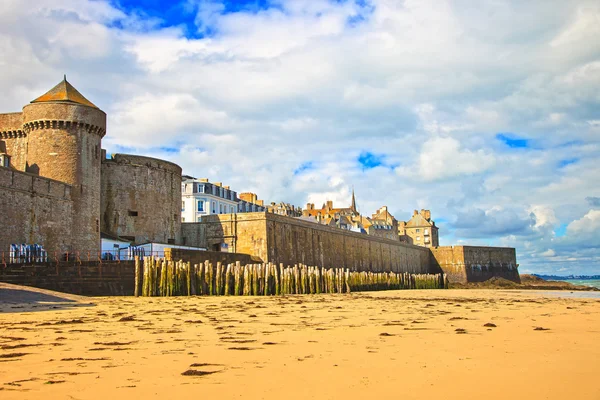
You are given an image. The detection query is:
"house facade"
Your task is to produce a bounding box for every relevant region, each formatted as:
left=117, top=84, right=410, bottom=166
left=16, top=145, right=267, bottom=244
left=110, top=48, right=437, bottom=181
left=181, top=178, right=266, bottom=223
left=398, top=209, right=439, bottom=247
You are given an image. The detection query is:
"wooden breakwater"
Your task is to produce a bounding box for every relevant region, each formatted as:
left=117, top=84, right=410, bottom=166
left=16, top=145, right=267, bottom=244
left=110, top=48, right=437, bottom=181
left=135, top=257, right=448, bottom=296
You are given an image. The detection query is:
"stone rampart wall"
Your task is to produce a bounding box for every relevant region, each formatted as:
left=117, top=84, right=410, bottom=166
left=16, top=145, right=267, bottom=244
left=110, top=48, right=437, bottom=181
left=164, top=248, right=254, bottom=266
left=0, top=260, right=135, bottom=296
left=0, top=167, right=74, bottom=254
left=183, top=213, right=432, bottom=273
left=0, top=112, right=24, bottom=132
left=430, top=245, right=519, bottom=283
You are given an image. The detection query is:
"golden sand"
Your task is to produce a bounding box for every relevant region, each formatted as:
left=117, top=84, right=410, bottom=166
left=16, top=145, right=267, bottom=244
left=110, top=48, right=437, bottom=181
left=1, top=283, right=598, bottom=400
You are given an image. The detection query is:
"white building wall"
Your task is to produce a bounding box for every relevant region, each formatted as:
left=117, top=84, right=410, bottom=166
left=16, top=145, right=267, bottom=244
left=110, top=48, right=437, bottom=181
left=181, top=179, right=262, bottom=223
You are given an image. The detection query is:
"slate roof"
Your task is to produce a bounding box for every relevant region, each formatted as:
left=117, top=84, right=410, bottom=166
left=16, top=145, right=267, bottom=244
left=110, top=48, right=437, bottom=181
left=405, top=213, right=435, bottom=228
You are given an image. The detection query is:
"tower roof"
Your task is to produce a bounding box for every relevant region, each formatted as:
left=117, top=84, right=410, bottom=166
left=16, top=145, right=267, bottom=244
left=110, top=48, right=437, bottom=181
left=350, top=187, right=357, bottom=213
left=30, top=76, right=98, bottom=109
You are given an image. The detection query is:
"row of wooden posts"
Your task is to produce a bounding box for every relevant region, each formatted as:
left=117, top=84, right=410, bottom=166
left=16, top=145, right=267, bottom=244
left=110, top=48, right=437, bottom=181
left=134, top=257, right=448, bottom=297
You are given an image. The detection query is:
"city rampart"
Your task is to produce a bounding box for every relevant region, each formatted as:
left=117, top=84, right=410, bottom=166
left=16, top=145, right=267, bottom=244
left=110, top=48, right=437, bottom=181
left=101, top=154, right=182, bottom=245
left=0, top=112, right=27, bottom=170
left=430, top=245, right=519, bottom=284
left=0, top=166, right=73, bottom=253
left=164, top=248, right=254, bottom=266
left=0, top=260, right=135, bottom=296
left=183, top=213, right=432, bottom=273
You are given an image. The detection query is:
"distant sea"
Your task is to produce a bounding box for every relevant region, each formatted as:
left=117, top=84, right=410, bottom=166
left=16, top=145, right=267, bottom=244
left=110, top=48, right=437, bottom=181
left=564, top=279, right=600, bottom=289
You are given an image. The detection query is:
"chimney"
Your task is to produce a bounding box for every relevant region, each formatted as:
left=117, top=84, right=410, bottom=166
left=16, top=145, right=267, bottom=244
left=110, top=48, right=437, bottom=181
left=421, top=209, right=431, bottom=220
left=199, top=178, right=209, bottom=182
left=306, top=203, right=314, bottom=210
left=413, top=210, right=418, bottom=216
left=326, top=200, right=333, bottom=210
left=257, top=200, right=264, bottom=206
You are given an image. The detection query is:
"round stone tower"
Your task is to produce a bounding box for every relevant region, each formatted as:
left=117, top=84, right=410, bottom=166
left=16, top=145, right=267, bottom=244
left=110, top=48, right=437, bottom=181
left=22, top=77, right=106, bottom=253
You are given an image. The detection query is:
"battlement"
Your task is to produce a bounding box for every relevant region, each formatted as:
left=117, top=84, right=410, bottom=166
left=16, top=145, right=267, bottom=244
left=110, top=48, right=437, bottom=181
left=22, top=119, right=105, bottom=137
left=0, top=130, right=25, bottom=139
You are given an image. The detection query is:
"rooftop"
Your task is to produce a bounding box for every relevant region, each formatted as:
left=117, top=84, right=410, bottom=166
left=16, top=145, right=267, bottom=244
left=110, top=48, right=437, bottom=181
left=31, top=76, right=99, bottom=109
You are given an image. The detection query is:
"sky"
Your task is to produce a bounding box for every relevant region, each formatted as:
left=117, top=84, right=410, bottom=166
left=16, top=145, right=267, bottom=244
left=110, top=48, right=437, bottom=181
left=0, top=0, right=599, bottom=275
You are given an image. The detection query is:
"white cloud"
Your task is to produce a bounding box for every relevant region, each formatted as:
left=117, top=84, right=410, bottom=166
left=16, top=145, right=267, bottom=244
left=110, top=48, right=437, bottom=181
left=397, top=137, right=495, bottom=182
left=567, top=209, right=600, bottom=236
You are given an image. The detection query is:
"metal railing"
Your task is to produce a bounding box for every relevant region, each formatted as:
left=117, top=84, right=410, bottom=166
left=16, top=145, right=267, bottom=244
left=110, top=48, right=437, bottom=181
left=1, top=247, right=168, bottom=267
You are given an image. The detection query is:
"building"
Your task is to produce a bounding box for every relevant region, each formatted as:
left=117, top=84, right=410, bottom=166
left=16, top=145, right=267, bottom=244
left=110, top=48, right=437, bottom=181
left=303, top=190, right=359, bottom=221
left=181, top=178, right=239, bottom=222
left=0, top=77, right=183, bottom=254
left=370, top=206, right=399, bottom=241
left=238, top=192, right=266, bottom=213
left=399, top=209, right=439, bottom=247
left=181, top=178, right=266, bottom=223
left=267, top=202, right=302, bottom=217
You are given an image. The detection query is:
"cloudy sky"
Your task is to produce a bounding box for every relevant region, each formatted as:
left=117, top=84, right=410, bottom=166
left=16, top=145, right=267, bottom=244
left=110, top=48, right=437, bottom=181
left=1, top=0, right=599, bottom=274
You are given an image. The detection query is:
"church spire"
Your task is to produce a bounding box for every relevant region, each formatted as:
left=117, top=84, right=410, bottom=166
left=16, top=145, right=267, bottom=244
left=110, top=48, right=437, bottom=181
left=351, top=187, right=357, bottom=214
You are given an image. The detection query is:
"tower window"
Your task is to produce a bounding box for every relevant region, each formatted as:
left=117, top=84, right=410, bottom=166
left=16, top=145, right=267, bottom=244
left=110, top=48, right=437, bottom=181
left=0, top=153, right=10, bottom=168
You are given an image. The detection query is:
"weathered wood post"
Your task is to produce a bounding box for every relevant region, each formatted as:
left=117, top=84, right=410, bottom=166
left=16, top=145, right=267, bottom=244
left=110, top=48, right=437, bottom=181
left=134, top=256, right=141, bottom=297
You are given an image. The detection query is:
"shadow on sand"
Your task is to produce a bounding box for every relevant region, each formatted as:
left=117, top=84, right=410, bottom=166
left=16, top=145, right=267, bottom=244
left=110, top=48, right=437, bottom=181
left=0, top=285, right=95, bottom=313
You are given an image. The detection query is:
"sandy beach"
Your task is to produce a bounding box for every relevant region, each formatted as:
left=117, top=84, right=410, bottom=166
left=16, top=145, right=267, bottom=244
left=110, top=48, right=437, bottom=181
left=1, top=283, right=598, bottom=400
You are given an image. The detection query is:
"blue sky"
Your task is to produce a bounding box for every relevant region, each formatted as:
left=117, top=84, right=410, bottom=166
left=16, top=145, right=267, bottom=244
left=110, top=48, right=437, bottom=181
left=0, top=0, right=599, bottom=274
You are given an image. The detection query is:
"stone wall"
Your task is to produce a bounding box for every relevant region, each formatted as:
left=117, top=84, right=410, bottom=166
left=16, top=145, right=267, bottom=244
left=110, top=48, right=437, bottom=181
left=0, top=112, right=27, bottom=170
left=430, top=245, right=519, bottom=283
left=183, top=213, right=432, bottom=273
left=0, top=167, right=73, bottom=254
left=101, top=154, right=182, bottom=245
left=0, top=260, right=135, bottom=296
left=164, top=248, right=254, bottom=266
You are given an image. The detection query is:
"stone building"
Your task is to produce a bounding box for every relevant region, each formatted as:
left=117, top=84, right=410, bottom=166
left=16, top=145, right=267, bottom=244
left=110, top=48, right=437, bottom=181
left=399, top=209, right=439, bottom=247
left=266, top=202, right=302, bottom=217
left=303, top=190, right=359, bottom=221
left=370, top=206, right=399, bottom=241
left=0, top=77, right=183, bottom=254
left=238, top=192, right=266, bottom=213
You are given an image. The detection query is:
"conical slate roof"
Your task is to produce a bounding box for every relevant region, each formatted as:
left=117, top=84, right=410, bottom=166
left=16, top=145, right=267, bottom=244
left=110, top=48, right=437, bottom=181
left=30, top=76, right=98, bottom=109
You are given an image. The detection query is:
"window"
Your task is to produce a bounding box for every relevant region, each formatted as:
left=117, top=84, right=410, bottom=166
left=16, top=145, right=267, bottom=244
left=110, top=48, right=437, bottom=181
left=220, top=204, right=223, bottom=214
left=230, top=206, right=234, bottom=213
left=197, top=200, right=204, bottom=212
left=416, top=229, right=420, bottom=233
left=198, top=184, right=204, bottom=193
left=182, top=201, right=185, bottom=211
left=128, top=210, right=138, bottom=217
left=182, top=217, right=185, bottom=222
left=212, top=202, right=216, bottom=213
left=424, top=228, right=429, bottom=235
left=0, top=154, right=9, bottom=168
left=167, top=239, right=175, bottom=244
left=416, top=236, right=421, bottom=241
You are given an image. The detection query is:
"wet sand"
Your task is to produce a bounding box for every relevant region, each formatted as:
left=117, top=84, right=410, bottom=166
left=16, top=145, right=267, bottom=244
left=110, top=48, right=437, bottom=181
left=1, top=283, right=599, bottom=399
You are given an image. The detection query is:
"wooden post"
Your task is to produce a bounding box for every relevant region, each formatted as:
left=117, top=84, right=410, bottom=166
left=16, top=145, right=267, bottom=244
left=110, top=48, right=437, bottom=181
left=134, top=256, right=141, bottom=297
